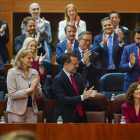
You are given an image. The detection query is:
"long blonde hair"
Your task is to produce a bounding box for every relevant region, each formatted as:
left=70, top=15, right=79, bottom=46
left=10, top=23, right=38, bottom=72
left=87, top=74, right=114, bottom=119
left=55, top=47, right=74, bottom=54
left=65, top=4, right=78, bottom=24
left=13, top=48, right=34, bottom=69
left=22, top=37, right=38, bottom=61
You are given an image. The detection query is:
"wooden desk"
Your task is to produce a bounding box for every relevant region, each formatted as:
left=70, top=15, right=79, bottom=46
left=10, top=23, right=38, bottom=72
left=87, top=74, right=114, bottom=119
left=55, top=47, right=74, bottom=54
left=0, top=124, right=139, bottom=140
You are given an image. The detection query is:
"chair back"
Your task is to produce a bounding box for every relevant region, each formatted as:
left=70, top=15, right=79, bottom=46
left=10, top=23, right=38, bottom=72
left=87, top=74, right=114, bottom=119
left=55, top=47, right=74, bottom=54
left=84, top=93, right=107, bottom=123
left=0, top=76, right=5, bottom=100
left=43, top=59, right=53, bottom=75
left=114, top=94, right=126, bottom=123
left=100, top=73, right=126, bottom=100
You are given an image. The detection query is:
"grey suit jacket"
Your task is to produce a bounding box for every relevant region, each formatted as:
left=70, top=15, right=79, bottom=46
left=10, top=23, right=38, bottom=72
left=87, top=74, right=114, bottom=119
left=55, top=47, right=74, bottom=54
left=21, top=17, right=52, bottom=43
left=6, top=68, right=42, bottom=115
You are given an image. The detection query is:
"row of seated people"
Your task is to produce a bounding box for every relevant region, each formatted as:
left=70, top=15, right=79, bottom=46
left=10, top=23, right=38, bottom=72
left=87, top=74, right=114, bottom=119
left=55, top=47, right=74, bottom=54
left=1, top=3, right=130, bottom=64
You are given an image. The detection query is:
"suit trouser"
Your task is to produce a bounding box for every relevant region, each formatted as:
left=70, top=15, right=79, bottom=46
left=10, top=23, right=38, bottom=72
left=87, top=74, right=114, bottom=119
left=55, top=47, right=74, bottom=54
left=8, top=107, right=37, bottom=123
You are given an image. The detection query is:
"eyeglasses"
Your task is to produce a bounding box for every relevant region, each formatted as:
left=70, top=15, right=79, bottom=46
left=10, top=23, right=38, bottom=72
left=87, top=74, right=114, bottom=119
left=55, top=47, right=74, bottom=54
left=81, top=39, right=92, bottom=43
left=70, top=62, right=79, bottom=66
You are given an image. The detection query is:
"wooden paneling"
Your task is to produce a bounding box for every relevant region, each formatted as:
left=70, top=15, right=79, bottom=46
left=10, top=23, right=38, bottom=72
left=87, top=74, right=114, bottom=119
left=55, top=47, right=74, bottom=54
left=0, top=124, right=139, bottom=140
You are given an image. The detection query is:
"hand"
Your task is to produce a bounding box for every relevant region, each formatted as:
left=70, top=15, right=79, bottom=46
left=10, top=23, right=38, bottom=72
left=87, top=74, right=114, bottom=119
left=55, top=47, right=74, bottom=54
left=82, top=49, right=92, bottom=63
left=39, top=53, right=48, bottom=64
left=117, top=28, right=123, bottom=43
left=76, top=16, right=80, bottom=27
left=30, top=74, right=40, bottom=91
left=102, top=31, right=109, bottom=46
left=0, top=24, right=7, bottom=33
left=130, top=53, right=136, bottom=66
left=26, top=32, right=30, bottom=38
left=85, top=57, right=90, bottom=66
left=88, top=86, right=97, bottom=98
left=39, top=17, right=45, bottom=30
left=67, top=42, right=73, bottom=51
left=35, top=32, right=40, bottom=44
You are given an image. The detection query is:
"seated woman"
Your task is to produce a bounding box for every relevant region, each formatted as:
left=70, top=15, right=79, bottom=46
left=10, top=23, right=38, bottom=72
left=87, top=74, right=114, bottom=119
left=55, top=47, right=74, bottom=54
left=58, top=4, right=86, bottom=42
left=6, top=48, right=43, bottom=123
left=121, top=82, right=140, bottom=123
left=22, top=37, right=47, bottom=82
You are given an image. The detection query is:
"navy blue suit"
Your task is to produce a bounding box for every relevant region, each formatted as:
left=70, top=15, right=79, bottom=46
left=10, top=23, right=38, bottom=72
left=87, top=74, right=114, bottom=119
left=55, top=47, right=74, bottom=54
left=0, top=55, right=5, bottom=76
left=101, top=25, right=131, bottom=45
left=0, top=20, right=10, bottom=63
left=56, top=39, right=79, bottom=64
left=119, top=43, right=140, bottom=93
left=71, top=48, right=101, bottom=90
left=52, top=70, right=87, bottom=123
left=93, top=32, right=127, bottom=79
left=14, top=34, right=46, bottom=56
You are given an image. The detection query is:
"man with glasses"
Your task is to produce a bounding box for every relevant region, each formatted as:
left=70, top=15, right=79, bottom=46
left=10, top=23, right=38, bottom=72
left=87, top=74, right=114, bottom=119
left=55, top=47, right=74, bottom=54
left=93, top=17, right=127, bottom=80
left=52, top=52, right=97, bottom=123
left=71, top=31, right=101, bottom=90
left=56, top=24, right=79, bottom=64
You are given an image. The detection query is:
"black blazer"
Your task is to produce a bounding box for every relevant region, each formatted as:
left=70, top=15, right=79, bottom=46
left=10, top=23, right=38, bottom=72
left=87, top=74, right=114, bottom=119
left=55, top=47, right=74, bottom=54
left=0, top=55, right=5, bottom=76
left=0, top=20, right=10, bottom=63
left=14, top=34, right=46, bottom=56
left=71, top=48, right=101, bottom=89
left=52, top=70, right=87, bottom=123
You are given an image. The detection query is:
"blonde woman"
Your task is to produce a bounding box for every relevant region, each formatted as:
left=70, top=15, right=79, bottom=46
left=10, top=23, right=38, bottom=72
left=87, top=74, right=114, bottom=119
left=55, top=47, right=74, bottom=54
left=7, top=48, right=43, bottom=123
left=22, top=37, right=47, bottom=81
left=58, top=4, right=86, bottom=42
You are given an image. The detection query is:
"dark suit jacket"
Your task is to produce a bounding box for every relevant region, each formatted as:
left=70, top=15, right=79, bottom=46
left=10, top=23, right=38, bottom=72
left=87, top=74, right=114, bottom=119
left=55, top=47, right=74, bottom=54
left=101, top=25, right=131, bottom=45
left=0, top=20, right=10, bottom=63
left=119, top=43, right=140, bottom=93
left=0, top=55, right=5, bottom=76
left=14, top=34, right=46, bottom=56
left=93, top=32, right=127, bottom=79
left=52, top=70, right=87, bottom=123
left=71, top=48, right=101, bottom=90
left=121, top=103, right=140, bottom=123
left=56, top=39, right=79, bottom=64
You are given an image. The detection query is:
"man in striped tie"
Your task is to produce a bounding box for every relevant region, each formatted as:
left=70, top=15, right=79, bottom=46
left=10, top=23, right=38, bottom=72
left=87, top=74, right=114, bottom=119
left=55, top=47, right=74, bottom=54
left=52, top=52, right=97, bottom=123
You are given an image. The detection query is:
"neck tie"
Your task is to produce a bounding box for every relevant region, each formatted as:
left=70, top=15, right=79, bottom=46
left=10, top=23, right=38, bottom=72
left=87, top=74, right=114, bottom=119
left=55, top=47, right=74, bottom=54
left=35, top=21, right=38, bottom=33
left=138, top=49, right=140, bottom=82
left=70, top=41, right=73, bottom=48
left=70, top=75, right=84, bottom=117
left=108, top=36, right=113, bottom=69
left=81, top=52, right=84, bottom=58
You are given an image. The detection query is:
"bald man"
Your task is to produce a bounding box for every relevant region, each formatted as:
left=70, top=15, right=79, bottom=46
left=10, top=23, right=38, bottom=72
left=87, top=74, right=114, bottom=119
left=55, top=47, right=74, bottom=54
left=21, top=3, right=52, bottom=44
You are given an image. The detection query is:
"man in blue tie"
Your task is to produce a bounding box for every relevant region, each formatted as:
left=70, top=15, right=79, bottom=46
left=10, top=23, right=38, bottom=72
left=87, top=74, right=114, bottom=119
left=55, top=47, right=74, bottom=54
left=93, top=17, right=127, bottom=80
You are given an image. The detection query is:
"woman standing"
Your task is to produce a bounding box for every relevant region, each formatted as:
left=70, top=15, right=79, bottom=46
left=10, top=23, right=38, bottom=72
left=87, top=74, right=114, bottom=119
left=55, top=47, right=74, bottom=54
left=58, top=4, right=86, bottom=42
left=22, top=37, right=47, bottom=82
left=7, top=48, right=43, bottom=123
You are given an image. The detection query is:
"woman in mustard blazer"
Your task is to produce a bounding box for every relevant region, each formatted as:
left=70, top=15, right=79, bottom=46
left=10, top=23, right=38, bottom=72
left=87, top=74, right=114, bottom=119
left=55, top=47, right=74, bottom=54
left=6, top=48, right=43, bottom=123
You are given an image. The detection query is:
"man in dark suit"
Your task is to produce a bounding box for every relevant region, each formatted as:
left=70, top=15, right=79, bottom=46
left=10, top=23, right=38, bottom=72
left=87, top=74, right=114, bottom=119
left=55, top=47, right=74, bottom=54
left=101, top=11, right=131, bottom=45
left=0, top=55, right=5, bottom=76
left=119, top=27, right=140, bottom=93
left=56, top=24, right=79, bottom=64
left=71, top=31, right=101, bottom=90
left=0, top=20, right=10, bottom=63
left=15, top=16, right=50, bottom=60
left=52, top=52, right=97, bottom=123
left=93, top=17, right=127, bottom=80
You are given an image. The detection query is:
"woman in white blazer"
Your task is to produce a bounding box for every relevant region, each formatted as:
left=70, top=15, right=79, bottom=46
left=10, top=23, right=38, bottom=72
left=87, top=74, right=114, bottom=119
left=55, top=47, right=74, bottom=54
left=58, top=4, right=86, bottom=42
left=6, top=48, right=43, bottom=123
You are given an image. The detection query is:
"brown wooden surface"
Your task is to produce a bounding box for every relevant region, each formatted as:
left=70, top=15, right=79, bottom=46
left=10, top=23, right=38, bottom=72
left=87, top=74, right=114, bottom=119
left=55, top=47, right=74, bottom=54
left=0, top=123, right=139, bottom=140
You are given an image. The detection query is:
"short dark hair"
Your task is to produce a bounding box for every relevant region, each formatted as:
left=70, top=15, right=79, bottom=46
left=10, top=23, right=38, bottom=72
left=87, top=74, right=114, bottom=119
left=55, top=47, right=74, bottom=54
left=101, top=17, right=113, bottom=26
left=108, top=10, right=121, bottom=18
left=78, top=31, right=92, bottom=39
left=23, top=16, right=35, bottom=26
left=134, top=27, right=140, bottom=36
left=125, top=82, right=140, bottom=105
left=64, top=24, right=76, bottom=33
left=61, top=52, right=77, bottom=67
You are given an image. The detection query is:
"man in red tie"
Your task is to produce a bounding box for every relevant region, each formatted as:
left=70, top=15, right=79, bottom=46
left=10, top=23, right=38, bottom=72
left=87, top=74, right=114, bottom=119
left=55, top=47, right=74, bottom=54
left=56, top=24, right=79, bottom=64
left=120, top=27, right=140, bottom=93
left=52, top=52, right=97, bottom=123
